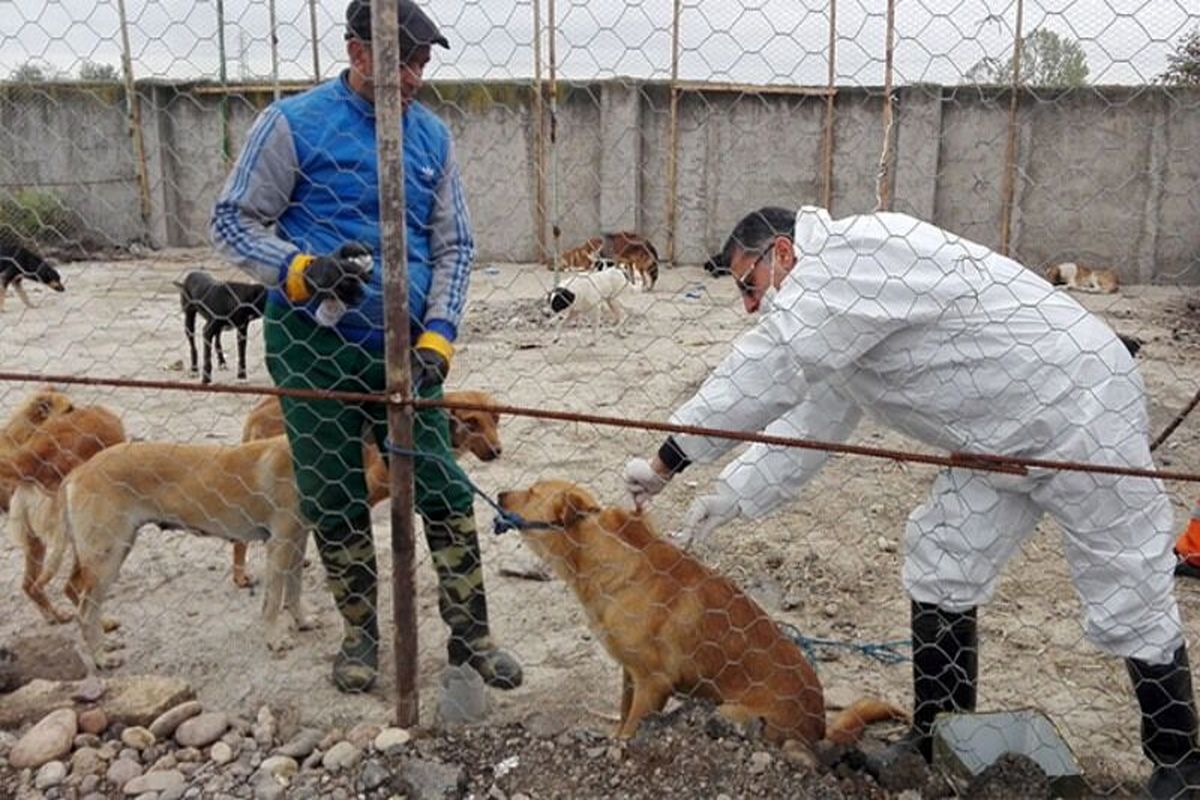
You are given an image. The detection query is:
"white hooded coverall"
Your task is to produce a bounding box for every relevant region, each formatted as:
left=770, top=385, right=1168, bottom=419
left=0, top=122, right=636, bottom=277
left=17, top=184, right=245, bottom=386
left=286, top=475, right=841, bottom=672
left=671, top=207, right=1180, bottom=664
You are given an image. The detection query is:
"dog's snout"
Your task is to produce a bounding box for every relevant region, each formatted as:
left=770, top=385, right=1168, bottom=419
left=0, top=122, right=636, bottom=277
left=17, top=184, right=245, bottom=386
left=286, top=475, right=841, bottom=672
left=497, top=490, right=512, bottom=507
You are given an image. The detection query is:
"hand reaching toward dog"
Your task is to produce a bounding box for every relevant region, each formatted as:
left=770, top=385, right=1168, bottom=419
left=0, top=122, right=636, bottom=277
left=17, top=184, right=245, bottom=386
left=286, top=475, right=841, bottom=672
left=411, top=338, right=451, bottom=390
left=624, top=457, right=671, bottom=510
left=672, top=485, right=740, bottom=550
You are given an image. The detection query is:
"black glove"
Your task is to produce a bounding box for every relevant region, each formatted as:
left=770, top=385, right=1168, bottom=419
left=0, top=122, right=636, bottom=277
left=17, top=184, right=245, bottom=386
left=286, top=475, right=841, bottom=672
left=411, top=345, right=449, bottom=390
left=285, top=243, right=373, bottom=306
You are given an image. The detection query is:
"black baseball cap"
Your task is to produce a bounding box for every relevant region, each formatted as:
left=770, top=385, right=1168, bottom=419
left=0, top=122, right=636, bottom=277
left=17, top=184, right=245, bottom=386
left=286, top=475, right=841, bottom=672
left=345, top=0, right=450, bottom=50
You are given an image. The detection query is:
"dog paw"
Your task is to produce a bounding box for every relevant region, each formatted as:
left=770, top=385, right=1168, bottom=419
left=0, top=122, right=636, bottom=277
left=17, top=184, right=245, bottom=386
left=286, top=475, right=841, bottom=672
left=233, top=572, right=257, bottom=589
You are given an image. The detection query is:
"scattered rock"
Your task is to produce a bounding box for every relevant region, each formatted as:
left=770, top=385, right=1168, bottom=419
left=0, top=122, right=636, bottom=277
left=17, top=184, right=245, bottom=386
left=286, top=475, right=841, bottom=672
left=964, top=752, right=1051, bottom=799
left=358, top=758, right=390, bottom=792
left=0, top=635, right=89, bottom=691
left=210, top=741, right=234, bottom=765
left=400, top=757, right=466, bottom=800
left=10, top=707, right=78, bottom=769
left=346, top=721, right=381, bottom=749
left=78, top=708, right=109, bottom=735
left=252, top=770, right=286, bottom=800
left=276, top=728, right=323, bottom=759
left=257, top=754, right=297, bottom=782
left=373, top=727, right=412, bottom=753
left=748, top=751, right=772, bottom=774
left=34, top=759, right=68, bottom=789
left=148, top=701, right=203, bottom=740
left=105, top=757, right=143, bottom=787
left=121, top=726, right=156, bottom=751
left=122, top=768, right=185, bottom=795
left=253, top=706, right=277, bottom=747
left=0, top=675, right=193, bottom=730
left=437, top=664, right=490, bottom=726
left=321, top=741, right=361, bottom=772
left=174, top=712, right=228, bottom=748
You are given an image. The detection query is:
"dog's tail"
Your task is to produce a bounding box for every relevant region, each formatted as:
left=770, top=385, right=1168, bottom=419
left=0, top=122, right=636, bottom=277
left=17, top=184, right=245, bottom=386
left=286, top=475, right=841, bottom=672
left=825, top=698, right=909, bottom=746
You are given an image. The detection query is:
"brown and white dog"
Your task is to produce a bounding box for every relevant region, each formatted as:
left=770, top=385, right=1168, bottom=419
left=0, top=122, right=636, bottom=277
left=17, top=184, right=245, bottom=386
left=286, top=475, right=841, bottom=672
left=497, top=479, right=905, bottom=746
left=556, top=232, right=659, bottom=292
left=3, top=405, right=126, bottom=624
left=231, top=390, right=504, bottom=587
left=1044, top=261, right=1120, bottom=294
left=0, top=389, right=76, bottom=512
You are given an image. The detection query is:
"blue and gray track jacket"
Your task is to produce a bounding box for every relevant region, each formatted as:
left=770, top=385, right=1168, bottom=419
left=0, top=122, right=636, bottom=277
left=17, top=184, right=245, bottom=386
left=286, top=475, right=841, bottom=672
left=210, top=71, right=474, bottom=351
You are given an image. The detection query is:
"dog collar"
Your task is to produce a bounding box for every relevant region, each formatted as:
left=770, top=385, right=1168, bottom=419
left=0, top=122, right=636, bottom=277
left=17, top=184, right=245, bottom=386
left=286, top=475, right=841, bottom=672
left=492, top=511, right=562, bottom=535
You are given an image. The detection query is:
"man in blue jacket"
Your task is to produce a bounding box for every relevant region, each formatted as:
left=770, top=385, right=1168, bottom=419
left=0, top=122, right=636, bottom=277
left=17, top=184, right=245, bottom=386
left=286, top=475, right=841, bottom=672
left=210, top=0, right=521, bottom=694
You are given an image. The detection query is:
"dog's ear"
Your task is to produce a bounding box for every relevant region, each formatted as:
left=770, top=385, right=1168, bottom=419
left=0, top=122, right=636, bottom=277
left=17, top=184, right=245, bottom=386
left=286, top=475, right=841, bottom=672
left=554, top=488, right=601, bottom=528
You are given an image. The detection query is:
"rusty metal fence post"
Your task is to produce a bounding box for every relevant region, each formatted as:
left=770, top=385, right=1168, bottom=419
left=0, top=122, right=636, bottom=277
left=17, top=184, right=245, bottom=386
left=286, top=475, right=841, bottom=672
left=998, top=0, right=1026, bottom=256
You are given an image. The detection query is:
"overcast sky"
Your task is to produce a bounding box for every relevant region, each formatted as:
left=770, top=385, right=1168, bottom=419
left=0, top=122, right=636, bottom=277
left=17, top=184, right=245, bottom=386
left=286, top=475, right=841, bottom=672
left=2, top=0, right=1195, bottom=86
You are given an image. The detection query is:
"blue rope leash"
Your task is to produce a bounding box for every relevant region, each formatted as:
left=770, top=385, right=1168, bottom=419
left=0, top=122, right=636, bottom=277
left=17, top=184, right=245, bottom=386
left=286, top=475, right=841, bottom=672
left=381, top=440, right=550, bottom=534
left=776, top=622, right=911, bottom=668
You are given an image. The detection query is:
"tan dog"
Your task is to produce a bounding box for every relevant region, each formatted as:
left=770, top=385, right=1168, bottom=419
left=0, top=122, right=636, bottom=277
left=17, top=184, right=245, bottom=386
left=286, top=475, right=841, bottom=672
left=555, top=232, right=659, bottom=292
left=230, top=390, right=504, bottom=587
left=497, top=480, right=905, bottom=746
left=3, top=405, right=126, bottom=623
left=59, top=436, right=311, bottom=668
left=1044, top=261, right=1119, bottom=294
left=0, top=389, right=75, bottom=512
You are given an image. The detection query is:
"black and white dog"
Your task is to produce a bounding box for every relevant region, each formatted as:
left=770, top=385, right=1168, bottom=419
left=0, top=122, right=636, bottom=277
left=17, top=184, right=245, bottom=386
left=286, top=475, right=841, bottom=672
left=0, top=242, right=65, bottom=312
left=174, top=270, right=267, bottom=384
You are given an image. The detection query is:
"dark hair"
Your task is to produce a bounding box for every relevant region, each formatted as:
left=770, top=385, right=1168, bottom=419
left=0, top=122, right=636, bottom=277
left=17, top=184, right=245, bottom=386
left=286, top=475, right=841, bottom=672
left=721, top=206, right=796, bottom=263
left=344, top=0, right=449, bottom=50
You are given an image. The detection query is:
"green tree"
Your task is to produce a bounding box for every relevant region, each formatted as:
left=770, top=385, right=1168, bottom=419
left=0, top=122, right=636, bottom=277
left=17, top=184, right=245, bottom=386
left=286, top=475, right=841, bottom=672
left=1159, top=27, right=1200, bottom=86
left=967, top=28, right=1090, bottom=87
left=9, top=61, right=56, bottom=82
left=78, top=60, right=120, bottom=81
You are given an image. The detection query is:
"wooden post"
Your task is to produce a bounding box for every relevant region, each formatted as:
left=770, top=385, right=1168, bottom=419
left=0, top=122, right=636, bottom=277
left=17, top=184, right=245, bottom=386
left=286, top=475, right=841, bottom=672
left=216, top=0, right=231, bottom=167
left=268, top=0, right=281, bottom=101
left=875, top=0, right=896, bottom=212
left=665, top=0, right=682, bottom=267
left=820, top=0, right=837, bottom=210
left=532, top=0, right=547, bottom=265
left=548, top=0, right=561, bottom=283
left=115, top=0, right=152, bottom=224
left=372, top=0, right=419, bottom=728
left=308, top=0, right=321, bottom=82
left=998, top=0, right=1025, bottom=255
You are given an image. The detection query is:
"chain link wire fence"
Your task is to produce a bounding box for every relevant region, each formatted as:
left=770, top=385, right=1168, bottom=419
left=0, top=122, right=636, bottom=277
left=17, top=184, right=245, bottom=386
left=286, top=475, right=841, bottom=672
left=2, top=0, right=1200, bottom=795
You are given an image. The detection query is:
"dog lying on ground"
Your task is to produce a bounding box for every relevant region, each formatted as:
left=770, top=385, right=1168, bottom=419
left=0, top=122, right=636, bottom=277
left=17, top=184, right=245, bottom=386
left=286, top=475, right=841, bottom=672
left=3, top=405, right=126, bottom=624
left=497, top=479, right=906, bottom=746
left=1044, top=261, right=1119, bottom=294
left=230, top=390, right=504, bottom=587
left=174, top=271, right=267, bottom=384
left=547, top=269, right=631, bottom=340
left=0, top=242, right=65, bottom=312
left=556, top=232, right=659, bottom=292
left=0, top=389, right=76, bottom=512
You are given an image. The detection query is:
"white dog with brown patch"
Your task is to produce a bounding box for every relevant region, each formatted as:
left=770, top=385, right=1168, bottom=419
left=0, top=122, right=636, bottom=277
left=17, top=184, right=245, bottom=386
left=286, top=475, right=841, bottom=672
left=548, top=267, right=631, bottom=340
left=1044, top=261, right=1119, bottom=294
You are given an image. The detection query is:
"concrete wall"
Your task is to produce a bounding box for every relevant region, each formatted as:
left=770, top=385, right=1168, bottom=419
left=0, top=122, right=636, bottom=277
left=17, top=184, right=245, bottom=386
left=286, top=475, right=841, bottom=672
left=2, top=79, right=1198, bottom=282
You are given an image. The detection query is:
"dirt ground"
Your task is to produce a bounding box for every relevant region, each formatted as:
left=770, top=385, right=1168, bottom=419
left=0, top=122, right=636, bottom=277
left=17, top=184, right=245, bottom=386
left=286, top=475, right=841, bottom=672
left=4, top=249, right=1200, bottom=794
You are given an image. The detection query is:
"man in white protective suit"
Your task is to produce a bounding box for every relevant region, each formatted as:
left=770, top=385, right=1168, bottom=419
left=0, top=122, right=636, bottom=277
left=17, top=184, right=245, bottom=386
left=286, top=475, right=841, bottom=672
left=624, top=205, right=1199, bottom=798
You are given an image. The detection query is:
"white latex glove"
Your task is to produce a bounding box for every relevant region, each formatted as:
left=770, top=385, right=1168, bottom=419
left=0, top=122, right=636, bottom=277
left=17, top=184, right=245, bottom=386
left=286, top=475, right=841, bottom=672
left=672, top=485, right=741, bottom=550
left=624, top=457, right=670, bottom=510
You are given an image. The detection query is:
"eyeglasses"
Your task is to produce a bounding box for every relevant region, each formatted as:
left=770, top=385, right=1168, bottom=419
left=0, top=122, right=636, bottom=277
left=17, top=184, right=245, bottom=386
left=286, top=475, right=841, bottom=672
left=734, top=249, right=772, bottom=299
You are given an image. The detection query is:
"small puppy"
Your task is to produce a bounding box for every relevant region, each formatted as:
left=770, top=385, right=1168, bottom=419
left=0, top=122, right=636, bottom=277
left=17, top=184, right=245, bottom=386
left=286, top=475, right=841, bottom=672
left=3, top=405, right=126, bottom=623
left=59, top=436, right=311, bottom=667
left=174, top=271, right=267, bottom=384
left=547, top=269, right=631, bottom=340
left=0, top=242, right=65, bottom=311
left=0, top=389, right=76, bottom=512
left=230, top=389, right=504, bottom=587
left=1044, top=261, right=1119, bottom=294
left=497, top=480, right=906, bottom=746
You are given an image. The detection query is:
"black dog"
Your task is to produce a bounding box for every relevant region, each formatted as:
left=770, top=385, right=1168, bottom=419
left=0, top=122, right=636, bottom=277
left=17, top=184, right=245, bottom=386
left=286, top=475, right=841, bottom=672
left=0, top=242, right=65, bottom=311
left=703, top=250, right=730, bottom=277
left=174, top=271, right=266, bottom=384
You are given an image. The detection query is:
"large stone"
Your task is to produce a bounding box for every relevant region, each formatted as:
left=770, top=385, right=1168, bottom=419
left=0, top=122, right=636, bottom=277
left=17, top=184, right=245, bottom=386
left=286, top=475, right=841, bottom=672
left=400, top=757, right=466, bottom=800
left=0, top=634, right=88, bottom=692
left=9, top=708, right=77, bottom=769
left=34, top=759, right=68, bottom=790
left=148, top=701, right=202, bottom=740
left=122, top=768, right=185, bottom=795
left=275, top=728, right=323, bottom=759
left=174, top=712, right=228, bottom=748
left=105, top=757, right=143, bottom=787
left=120, top=726, right=155, bottom=751
left=0, top=675, right=194, bottom=730
left=321, top=741, right=361, bottom=772
left=70, top=746, right=104, bottom=777
left=373, top=727, right=412, bottom=753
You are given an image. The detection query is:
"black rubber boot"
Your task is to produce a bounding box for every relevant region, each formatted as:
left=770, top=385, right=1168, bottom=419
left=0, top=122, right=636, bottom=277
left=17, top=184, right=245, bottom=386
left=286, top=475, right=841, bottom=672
left=314, top=519, right=379, bottom=694
left=870, top=600, right=977, bottom=772
left=425, top=515, right=524, bottom=690
left=1127, top=645, right=1200, bottom=799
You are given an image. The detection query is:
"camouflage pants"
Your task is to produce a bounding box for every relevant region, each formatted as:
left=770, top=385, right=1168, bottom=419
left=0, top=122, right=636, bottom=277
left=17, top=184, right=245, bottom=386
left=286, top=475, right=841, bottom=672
left=264, top=303, right=490, bottom=646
